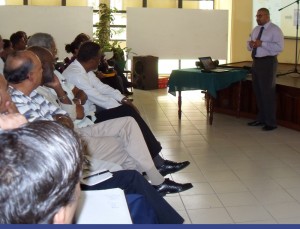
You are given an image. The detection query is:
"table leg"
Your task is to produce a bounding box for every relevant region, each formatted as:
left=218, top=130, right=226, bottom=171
left=205, top=93, right=214, bottom=125
left=178, top=90, right=182, bottom=119
left=236, top=81, right=242, bottom=118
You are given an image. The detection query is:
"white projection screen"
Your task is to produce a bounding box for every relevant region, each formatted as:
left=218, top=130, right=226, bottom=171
left=253, top=0, right=299, bottom=38
left=0, top=6, right=93, bottom=60
left=127, top=8, right=228, bottom=60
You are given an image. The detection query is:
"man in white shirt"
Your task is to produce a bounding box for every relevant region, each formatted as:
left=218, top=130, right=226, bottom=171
left=27, top=33, right=190, bottom=176
left=62, top=40, right=190, bottom=175
left=4, top=48, right=193, bottom=196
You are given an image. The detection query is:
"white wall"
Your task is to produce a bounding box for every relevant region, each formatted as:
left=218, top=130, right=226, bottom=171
left=127, top=8, right=228, bottom=60
left=253, top=0, right=298, bottom=37
left=0, top=6, right=93, bottom=60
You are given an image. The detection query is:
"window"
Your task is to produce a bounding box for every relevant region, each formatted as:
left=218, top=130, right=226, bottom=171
left=89, top=0, right=214, bottom=75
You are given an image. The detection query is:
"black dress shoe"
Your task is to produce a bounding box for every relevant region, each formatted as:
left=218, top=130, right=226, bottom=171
left=124, top=91, right=133, bottom=96
left=153, top=178, right=193, bottom=196
left=247, top=120, right=264, bottom=126
left=157, top=160, right=190, bottom=176
left=262, top=125, right=277, bottom=131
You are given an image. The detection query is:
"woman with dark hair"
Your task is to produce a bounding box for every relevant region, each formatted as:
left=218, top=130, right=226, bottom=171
left=63, top=33, right=130, bottom=95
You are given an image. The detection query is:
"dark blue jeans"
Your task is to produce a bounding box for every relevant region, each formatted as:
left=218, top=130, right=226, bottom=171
left=81, top=170, right=184, bottom=224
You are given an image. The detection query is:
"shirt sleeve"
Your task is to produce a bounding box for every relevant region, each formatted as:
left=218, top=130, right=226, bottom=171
left=261, top=25, right=284, bottom=53
left=69, top=70, right=124, bottom=109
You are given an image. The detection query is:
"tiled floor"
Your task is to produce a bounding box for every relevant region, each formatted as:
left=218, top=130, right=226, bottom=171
left=131, top=88, right=300, bottom=224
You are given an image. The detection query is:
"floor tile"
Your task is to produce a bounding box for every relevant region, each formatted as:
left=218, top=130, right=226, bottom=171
left=132, top=89, right=300, bottom=224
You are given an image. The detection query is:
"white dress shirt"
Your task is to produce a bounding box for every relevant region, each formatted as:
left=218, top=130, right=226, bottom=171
left=247, top=21, right=284, bottom=58
left=62, top=60, right=125, bottom=115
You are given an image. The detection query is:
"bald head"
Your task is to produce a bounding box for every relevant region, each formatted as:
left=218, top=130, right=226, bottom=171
left=27, top=46, right=54, bottom=85
left=4, top=50, right=43, bottom=93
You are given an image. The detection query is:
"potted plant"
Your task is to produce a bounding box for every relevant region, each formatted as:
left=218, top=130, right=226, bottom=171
left=94, top=3, right=134, bottom=65
left=94, top=3, right=116, bottom=53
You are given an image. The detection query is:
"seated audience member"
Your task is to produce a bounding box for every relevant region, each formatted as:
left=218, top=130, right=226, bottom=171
left=64, top=33, right=91, bottom=69
left=2, top=39, right=14, bottom=61
left=10, top=31, right=27, bottom=51
left=63, top=41, right=190, bottom=175
left=4, top=50, right=193, bottom=195
left=64, top=33, right=126, bottom=94
left=27, top=33, right=189, bottom=178
left=0, top=73, right=19, bottom=114
left=0, top=120, right=83, bottom=224
left=0, top=74, right=27, bottom=129
left=0, top=80, right=185, bottom=224
left=108, top=47, right=135, bottom=94
left=1, top=38, right=14, bottom=75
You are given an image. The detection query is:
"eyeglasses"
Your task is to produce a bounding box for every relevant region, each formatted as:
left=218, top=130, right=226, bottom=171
left=256, top=14, right=268, bottom=18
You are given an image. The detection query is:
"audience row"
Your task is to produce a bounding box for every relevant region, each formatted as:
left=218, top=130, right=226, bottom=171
left=0, top=30, right=194, bottom=224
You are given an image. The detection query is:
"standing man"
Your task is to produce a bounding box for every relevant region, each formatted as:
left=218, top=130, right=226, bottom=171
left=247, top=8, right=284, bottom=131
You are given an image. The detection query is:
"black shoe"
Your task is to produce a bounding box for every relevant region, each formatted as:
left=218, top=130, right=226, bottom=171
left=262, top=125, right=277, bottom=131
left=248, top=120, right=264, bottom=126
left=124, top=91, right=133, bottom=96
left=157, top=160, right=190, bottom=176
left=153, top=178, right=193, bottom=196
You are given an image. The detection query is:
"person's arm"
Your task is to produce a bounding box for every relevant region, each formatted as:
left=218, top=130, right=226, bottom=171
left=0, top=113, right=27, bottom=130
left=3, top=100, right=19, bottom=114
left=261, top=25, right=284, bottom=53
left=45, top=75, right=85, bottom=120
left=45, top=74, right=72, bottom=105
left=52, top=113, right=74, bottom=129
left=247, top=28, right=256, bottom=51
left=121, top=97, right=140, bottom=115
left=72, top=86, right=88, bottom=105
left=67, top=70, right=124, bottom=109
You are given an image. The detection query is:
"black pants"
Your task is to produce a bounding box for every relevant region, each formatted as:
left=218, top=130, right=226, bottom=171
left=252, top=56, right=277, bottom=126
left=81, top=170, right=184, bottom=224
left=94, top=104, right=162, bottom=159
left=100, top=76, right=124, bottom=94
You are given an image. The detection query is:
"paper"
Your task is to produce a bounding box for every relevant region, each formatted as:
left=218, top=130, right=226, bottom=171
left=75, top=188, right=132, bottom=224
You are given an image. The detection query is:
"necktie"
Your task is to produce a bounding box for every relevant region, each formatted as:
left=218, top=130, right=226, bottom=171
left=251, top=26, right=264, bottom=59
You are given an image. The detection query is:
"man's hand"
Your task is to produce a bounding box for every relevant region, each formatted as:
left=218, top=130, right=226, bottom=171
left=94, top=71, right=105, bottom=79
left=250, top=40, right=262, bottom=48
left=121, top=97, right=140, bottom=115
left=53, top=114, right=74, bottom=129
left=4, top=100, right=19, bottom=114
left=44, top=74, right=61, bottom=91
left=0, top=113, right=28, bottom=130
left=72, top=87, right=88, bottom=105
left=75, top=104, right=85, bottom=120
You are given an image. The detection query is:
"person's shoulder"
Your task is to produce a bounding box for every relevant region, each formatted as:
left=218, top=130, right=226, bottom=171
left=63, top=60, right=83, bottom=74
left=269, top=21, right=281, bottom=29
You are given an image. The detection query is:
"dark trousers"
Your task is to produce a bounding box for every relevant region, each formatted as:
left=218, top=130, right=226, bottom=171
left=100, top=76, right=124, bottom=94
left=252, top=56, right=277, bottom=126
left=81, top=170, right=184, bottom=224
left=94, top=104, right=162, bottom=159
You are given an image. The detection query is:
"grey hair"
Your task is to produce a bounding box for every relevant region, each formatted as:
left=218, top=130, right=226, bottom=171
left=0, top=120, right=83, bottom=223
left=27, top=33, right=54, bottom=50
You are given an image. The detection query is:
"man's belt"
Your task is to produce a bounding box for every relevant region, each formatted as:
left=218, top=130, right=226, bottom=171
left=253, top=55, right=277, bottom=60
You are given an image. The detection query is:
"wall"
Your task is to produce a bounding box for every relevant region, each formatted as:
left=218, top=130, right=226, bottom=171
left=3, top=0, right=296, bottom=64
left=127, top=8, right=229, bottom=60
left=0, top=6, right=93, bottom=60
left=228, top=0, right=296, bottom=64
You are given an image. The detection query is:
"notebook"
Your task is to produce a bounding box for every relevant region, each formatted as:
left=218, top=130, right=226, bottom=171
left=75, top=188, right=132, bottom=224
left=198, top=56, right=230, bottom=73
